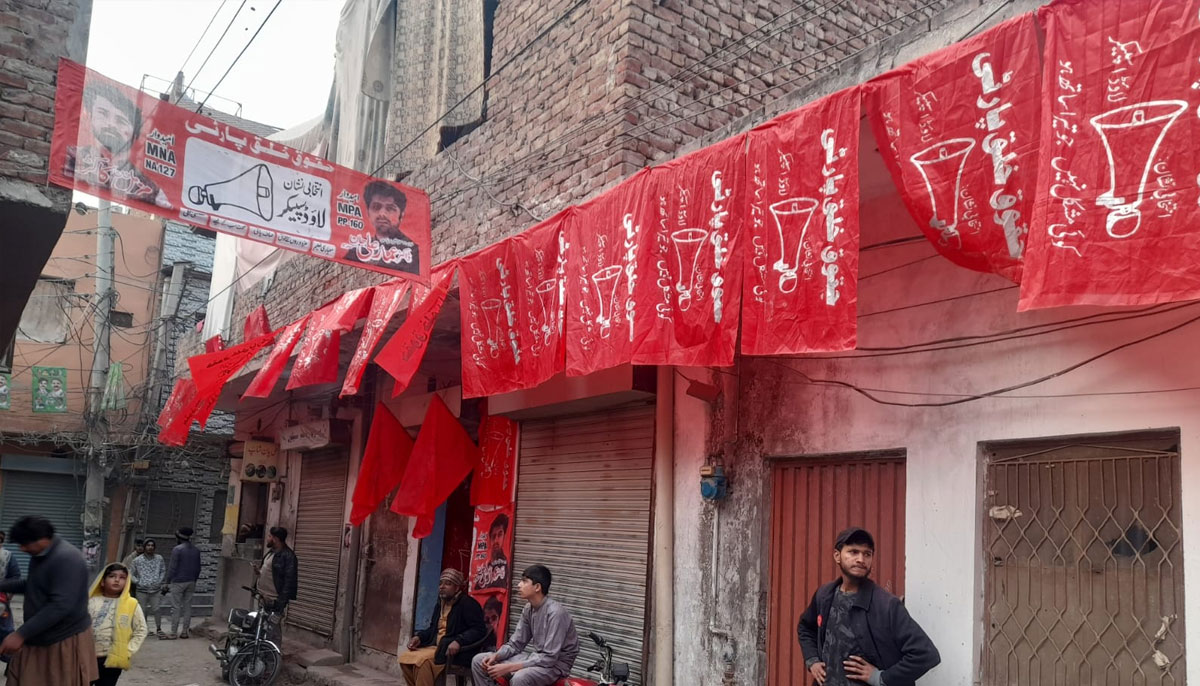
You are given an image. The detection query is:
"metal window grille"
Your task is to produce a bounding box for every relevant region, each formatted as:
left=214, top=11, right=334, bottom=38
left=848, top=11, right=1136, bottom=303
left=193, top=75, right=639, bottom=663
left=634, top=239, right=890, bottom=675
left=982, top=439, right=1185, bottom=686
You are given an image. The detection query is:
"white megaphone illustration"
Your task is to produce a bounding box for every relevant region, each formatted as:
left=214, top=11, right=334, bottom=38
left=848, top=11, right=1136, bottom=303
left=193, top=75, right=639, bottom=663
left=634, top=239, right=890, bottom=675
left=188, top=164, right=275, bottom=221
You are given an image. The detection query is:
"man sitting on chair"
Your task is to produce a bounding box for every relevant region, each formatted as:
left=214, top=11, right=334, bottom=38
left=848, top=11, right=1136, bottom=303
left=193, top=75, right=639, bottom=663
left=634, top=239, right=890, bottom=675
left=472, top=565, right=580, bottom=686
left=400, top=569, right=487, bottom=686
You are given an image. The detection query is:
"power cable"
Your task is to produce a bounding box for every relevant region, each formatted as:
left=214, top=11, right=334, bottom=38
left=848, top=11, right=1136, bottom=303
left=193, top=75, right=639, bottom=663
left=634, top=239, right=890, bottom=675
left=181, top=0, right=248, bottom=104
left=176, top=0, right=231, bottom=80
left=197, top=0, right=284, bottom=114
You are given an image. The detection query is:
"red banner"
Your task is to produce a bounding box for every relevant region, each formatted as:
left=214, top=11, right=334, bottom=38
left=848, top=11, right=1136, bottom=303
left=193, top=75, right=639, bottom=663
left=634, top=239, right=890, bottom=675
left=242, top=314, right=310, bottom=399
left=187, top=332, right=276, bottom=397
left=511, top=212, right=569, bottom=391
left=49, top=59, right=431, bottom=282
left=868, top=14, right=1039, bottom=283
left=286, top=287, right=372, bottom=390
left=459, top=241, right=524, bottom=398
left=741, top=88, right=863, bottom=354
left=566, top=171, right=654, bottom=376
left=469, top=505, right=514, bottom=648
left=376, top=264, right=456, bottom=397
left=471, top=416, right=518, bottom=507
left=1020, top=0, right=1200, bottom=309
left=341, top=281, right=411, bottom=397
left=633, top=135, right=745, bottom=366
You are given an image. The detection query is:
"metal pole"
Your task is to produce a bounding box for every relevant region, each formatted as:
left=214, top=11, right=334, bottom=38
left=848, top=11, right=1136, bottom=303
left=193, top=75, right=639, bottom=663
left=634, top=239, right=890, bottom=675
left=84, top=199, right=115, bottom=574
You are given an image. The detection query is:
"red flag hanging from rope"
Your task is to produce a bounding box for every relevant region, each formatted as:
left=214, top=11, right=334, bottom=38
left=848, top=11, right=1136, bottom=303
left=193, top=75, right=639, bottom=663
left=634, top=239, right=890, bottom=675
left=389, top=394, right=480, bottom=538
left=867, top=13, right=1039, bottom=283
left=1019, top=0, right=1200, bottom=309
left=242, top=314, right=310, bottom=399
left=459, top=241, right=524, bottom=398
left=632, top=135, right=745, bottom=367
left=286, top=287, right=372, bottom=390
left=741, top=87, right=863, bottom=355
left=470, top=416, right=518, bottom=507
left=341, top=280, right=411, bottom=398
left=244, top=305, right=271, bottom=341
left=511, top=211, right=569, bottom=391
left=349, top=402, right=415, bottom=526
left=187, top=331, right=277, bottom=398
left=375, top=264, right=456, bottom=397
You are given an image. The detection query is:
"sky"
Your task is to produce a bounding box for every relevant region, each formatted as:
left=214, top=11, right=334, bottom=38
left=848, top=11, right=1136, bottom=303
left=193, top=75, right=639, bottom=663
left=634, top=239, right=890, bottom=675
left=86, top=0, right=344, bottom=131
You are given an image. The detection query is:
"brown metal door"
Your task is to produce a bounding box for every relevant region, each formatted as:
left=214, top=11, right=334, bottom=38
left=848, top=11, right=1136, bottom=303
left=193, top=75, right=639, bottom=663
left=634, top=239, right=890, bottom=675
left=287, top=449, right=349, bottom=636
left=767, top=454, right=907, bottom=686
left=359, top=500, right=410, bottom=654
left=982, top=436, right=1185, bottom=686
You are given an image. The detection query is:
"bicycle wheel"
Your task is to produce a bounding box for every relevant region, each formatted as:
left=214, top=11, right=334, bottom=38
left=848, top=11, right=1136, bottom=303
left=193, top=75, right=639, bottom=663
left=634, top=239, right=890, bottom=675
left=228, top=644, right=281, bottom=686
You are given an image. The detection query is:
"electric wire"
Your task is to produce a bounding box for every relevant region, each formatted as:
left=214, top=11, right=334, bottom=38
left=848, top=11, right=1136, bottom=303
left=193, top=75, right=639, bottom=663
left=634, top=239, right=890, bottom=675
left=197, top=0, right=284, bottom=114
left=180, top=0, right=249, bottom=104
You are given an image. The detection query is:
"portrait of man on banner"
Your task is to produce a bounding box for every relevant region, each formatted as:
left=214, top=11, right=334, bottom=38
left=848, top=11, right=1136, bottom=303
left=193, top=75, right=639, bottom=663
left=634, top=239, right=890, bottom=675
left=470, top=508, right=512, bottom=593
left=63, top=77, right=171, bottom=209
left=341, top=180, right=422, bottom=275
left=31, top=367, right=68, bottom=413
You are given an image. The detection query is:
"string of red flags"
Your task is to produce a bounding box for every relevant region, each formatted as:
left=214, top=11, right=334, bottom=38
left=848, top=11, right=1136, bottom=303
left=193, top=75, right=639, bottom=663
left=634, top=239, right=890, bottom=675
left=375, top=263, right=457, bottom=397
left=349, top=401, right=415, bottom=526
left=341, top=280, right=411, bottom=398
left=1019, top=0, right=1200, bottom=309
left=867, top=13, right=1039, bottom=284
left=242, top=314, right=311, bottom=399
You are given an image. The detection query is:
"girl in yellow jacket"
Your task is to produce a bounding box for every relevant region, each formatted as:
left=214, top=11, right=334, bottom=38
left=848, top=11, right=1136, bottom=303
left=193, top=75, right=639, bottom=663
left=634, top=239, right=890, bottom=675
left=88, top=563, right=148, bottom=686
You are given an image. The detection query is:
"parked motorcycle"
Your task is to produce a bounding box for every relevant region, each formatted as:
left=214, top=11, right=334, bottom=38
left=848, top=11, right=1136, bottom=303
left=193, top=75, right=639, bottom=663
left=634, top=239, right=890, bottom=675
left=499, top=631, right=630, bottom=686
left=209, top=585, right=283, bottom=686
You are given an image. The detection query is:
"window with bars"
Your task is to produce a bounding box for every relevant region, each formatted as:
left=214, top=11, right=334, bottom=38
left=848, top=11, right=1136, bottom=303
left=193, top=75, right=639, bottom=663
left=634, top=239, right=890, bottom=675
left=980, top=433, right=1185, bottom=686
left=144, top=490, right=199, bottom=539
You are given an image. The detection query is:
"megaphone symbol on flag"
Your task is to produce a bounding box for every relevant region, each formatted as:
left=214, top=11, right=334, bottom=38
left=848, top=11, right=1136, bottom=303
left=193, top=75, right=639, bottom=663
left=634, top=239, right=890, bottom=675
left=187, top=164, right=275, bottom=221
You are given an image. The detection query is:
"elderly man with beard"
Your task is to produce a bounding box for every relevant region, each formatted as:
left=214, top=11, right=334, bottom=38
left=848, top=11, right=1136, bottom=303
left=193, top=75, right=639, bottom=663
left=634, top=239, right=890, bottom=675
left=64, top=82, right=171, bottom=209
left=797, top=528, right=940, bottom=686
left=399, top=569, right=487, bottom=686
left=343, top=180, right=421, bottom=274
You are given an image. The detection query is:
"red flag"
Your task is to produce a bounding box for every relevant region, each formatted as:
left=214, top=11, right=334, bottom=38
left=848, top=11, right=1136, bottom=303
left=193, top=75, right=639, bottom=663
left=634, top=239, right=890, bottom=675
left=284, top=287, right=370, bottom=391
left=459, top=241, right=524, bottom=398
left=244, top=305, right=272, bottom=341
left=205, top=335, right=226, bottom=353
left=566, top=171, right=655, bottom=376
left=157, top=377, right=220, bottom=446
left=349, top=402, right=415, bottom=526
left=243, top=314, right=310, bottom=399
left=741, top=87, right=862, bottom=354
left=187, top=332, right=277, bottom=398
left=376, top=264, right=456, bottom=397
left=389, top=394, right=480, bottom=538
left=632, top=135, right=745, bottom=366
left=867, top=13, right=1039, bottom=283
left=341, top=280, right=411, bottom=398
left=157, top=377, right=197, bottom=432
left=511, top=212, right=568, bottom=391
left=471, top=416, right=518, bottom=507
left=1020, top=0, right=1200, bottom=309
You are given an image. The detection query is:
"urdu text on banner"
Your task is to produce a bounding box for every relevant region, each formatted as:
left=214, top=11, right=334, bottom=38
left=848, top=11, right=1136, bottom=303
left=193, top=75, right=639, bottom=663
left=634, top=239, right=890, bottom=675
left=48, top=59, right=432, bottom=283
left=1019, top=0, right=1200, bottom=309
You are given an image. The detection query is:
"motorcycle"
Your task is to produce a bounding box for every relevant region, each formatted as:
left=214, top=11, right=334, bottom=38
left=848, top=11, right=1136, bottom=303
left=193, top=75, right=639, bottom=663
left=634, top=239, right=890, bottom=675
left=499, top=631, right=631, bottom=686
left=209, top=585, right=283, bottom=686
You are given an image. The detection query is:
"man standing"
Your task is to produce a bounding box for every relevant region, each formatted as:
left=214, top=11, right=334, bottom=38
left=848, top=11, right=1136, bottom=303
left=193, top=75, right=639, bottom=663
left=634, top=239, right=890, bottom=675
left=797, top=527, right=940, bottom=686
left=256, top=527, right=298, bottom=611
left=0, top=516, right=97, bottom=685
left=131, top=538, right=167, bottom=639
left=474, top=514, right=510, bottom=591
left=472, top=565, right=579, bottom=686
left=165, top=527, right=201, bottom=640
left=401, top=569, right=487, bottom=686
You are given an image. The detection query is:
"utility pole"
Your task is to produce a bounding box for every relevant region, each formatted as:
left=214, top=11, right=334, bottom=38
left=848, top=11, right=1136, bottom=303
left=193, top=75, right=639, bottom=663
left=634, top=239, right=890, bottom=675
left=84, top=199, right=115, bottom=575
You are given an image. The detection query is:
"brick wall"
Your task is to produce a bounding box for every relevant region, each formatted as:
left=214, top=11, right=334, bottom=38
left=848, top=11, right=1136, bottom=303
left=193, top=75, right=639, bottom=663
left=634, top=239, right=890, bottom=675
left=213, top=0, right=965, bottom=347
left=0, top=0, right=90, bottom=189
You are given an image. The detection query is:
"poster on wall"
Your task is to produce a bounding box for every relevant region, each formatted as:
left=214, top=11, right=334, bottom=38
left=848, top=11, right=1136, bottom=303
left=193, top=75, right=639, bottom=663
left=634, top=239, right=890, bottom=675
left=468, top=506, right=514, bottom=648
left=31, top=366, right=67, bottom=413
left=49, top=59, right=432, bottom=283
left=0, top=373, right=9, bottom=410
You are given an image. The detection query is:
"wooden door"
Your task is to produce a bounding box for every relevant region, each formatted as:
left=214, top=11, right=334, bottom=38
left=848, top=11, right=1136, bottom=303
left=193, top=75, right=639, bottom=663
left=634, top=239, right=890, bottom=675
left=359, top=501, right=410, bottom=654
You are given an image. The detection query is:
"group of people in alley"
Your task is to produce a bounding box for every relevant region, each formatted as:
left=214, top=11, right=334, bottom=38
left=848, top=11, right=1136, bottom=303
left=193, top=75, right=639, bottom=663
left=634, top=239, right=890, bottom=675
left=0, top=513, right=941, bottom=685
left=0, top=516, right=296, bottom=685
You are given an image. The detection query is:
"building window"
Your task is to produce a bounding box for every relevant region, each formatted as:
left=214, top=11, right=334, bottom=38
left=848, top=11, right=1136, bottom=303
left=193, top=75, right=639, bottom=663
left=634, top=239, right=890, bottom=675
left=144, top=490, right=199, bottom=539
left=209, top=489, right=228, bottom=544
left=110, top=311, right=134, bottom=328
left=17, top=278, right=75, bottom=344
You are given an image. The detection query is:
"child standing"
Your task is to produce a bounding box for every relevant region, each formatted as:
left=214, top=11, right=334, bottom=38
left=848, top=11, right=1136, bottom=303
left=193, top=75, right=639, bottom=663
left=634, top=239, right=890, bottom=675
left=88, top=563, right=147, bottom=686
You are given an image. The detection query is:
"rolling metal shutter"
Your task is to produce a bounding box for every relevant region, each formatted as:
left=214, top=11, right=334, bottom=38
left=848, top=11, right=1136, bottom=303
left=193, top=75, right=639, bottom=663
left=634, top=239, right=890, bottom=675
left=509, top=404, right=654, bottom=685
left=286, top=449, right=348, bottom=636
left=0, top=470, right=85, bottom=577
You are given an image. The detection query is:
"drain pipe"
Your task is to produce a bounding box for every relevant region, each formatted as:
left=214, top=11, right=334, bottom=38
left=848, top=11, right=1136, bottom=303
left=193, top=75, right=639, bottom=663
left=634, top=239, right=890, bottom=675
left=652, top=366, right=675, bottom=686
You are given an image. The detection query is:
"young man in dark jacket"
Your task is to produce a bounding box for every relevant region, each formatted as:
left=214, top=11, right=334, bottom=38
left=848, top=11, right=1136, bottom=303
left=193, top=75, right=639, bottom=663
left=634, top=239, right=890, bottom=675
left=256, top=527, right=298, bottom=611
left=797, top=527, right=940, bottom=686
left=0, top=516, right=97, bottom=685
left=400, top=568, right=487, bottom=686
left=165, top=526, right=202, bottom=639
